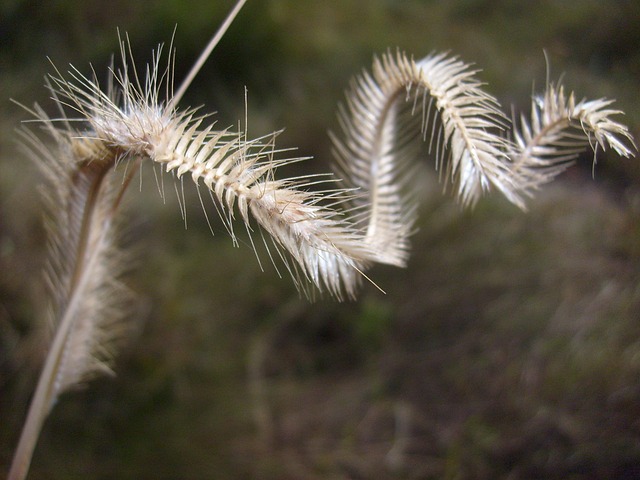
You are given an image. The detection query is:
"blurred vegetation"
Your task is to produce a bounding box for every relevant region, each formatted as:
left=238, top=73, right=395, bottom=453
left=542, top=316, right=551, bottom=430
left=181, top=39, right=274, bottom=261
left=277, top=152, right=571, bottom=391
left=1, top=0, right=639, bottom=479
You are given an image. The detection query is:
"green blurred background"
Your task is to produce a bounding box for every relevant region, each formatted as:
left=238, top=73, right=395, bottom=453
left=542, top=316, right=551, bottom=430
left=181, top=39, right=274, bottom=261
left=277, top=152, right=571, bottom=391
left=1, top=1, right=640, bottom=478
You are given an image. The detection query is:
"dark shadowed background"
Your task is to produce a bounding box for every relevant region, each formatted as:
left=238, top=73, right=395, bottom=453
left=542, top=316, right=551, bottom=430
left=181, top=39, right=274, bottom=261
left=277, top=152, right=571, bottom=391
left=1, top=1, right=640, bottom=478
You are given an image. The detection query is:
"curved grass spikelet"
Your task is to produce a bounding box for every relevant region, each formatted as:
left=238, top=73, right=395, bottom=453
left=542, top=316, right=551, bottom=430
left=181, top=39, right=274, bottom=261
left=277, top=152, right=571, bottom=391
left=509, top=83, right=637, bottom=196
left=331, top=51, right=513, bottom=267
left=332, top=51, right=636, bottom=265
left=150, top=110, right=376, bottom=299
left=43, top=33, right=377, bottom=300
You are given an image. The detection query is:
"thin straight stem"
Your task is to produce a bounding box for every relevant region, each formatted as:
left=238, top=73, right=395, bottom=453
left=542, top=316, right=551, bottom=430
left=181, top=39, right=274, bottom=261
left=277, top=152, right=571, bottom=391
left=8, top=164, right=113, bottom=480
left=171, top=0, right=248, bottom=108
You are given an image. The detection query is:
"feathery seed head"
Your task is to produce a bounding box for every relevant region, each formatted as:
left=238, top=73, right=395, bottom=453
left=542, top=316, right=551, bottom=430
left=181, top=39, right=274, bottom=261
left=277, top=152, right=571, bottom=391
left=35, top=36, right=381, bottom=299
left=29, top=39, right=637, bottom=301
left=508, top=82, right=636, bottom=197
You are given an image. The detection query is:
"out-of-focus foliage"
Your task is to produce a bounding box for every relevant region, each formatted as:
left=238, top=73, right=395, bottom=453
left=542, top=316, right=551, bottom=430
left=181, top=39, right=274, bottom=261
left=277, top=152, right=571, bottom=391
left=1, top=1, right=639, bottom=479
